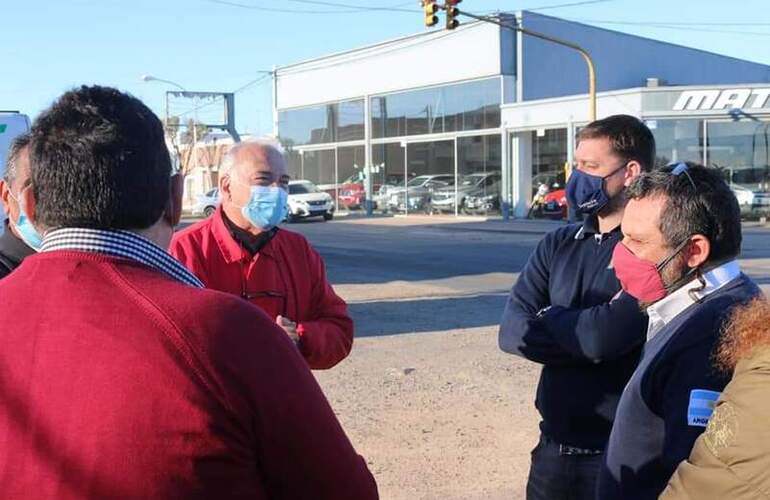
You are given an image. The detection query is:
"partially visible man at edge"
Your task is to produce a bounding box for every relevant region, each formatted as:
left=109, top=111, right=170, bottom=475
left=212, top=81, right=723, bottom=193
left=661, top=297, right=770, bottom=500
left=0, top=85, right=378, bottom=499
left=0, top=133, right=38, bottom=277
left=170, top=141, right=353, bottom=369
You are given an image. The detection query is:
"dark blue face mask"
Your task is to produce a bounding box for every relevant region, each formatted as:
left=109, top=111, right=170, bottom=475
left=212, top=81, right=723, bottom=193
left=566, top=164, right=627, bottom=215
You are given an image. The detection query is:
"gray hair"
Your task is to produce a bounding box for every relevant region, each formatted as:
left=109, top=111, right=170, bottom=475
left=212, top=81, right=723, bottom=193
left=4, top=132, right=32, bottom=185
left=220, top=137, right=286, bottom=179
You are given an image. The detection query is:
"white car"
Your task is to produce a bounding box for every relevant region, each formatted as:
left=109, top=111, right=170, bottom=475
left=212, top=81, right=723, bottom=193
left=288, top=180, right=334, bottom=222
left=193, top=188, right=220, bottom=217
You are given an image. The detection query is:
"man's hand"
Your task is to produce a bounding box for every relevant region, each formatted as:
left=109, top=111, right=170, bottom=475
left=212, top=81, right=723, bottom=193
left=277, top=315, right=300, bottom=344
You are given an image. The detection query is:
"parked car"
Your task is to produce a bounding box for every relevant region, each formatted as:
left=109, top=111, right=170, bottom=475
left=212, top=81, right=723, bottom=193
left=337, top=172, right=367, bottom=209
left=431, top=172, right=501, bottom=214
left=288, top=180, right=335, bottom=221
left=722, top=165, right=770, bottom=218
left=527, top=181, right=567, bottom=220
left=541, top=185, right=568, bottom=219
left=193, top=188, right=220, bottom=217
left=385, top=174, right=454, bottom=213
left=370, top=173, right=409, bottom=210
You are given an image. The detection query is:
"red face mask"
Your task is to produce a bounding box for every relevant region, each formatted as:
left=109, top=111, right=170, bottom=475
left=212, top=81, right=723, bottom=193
left=612, top=240, right=690, bottom=303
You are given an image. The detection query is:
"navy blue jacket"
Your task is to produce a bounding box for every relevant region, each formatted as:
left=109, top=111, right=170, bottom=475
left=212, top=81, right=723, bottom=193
left=597, top=273, right=760, bottom=500
left=499, top=217, right=648, bottom=449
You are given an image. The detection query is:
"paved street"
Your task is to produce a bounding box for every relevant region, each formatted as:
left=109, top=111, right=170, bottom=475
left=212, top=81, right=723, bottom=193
left=286, top=215, right=770, bottom=338
left=178, top=214, right=770, bottom=499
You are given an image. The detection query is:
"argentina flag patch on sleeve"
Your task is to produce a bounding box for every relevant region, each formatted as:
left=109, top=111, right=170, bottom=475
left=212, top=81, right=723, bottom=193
left=687, top=389, right=721, bottom=427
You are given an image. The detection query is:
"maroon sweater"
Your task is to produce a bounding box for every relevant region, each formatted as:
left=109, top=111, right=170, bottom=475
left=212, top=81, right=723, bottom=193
left=0, top=251, right=378, bottom=499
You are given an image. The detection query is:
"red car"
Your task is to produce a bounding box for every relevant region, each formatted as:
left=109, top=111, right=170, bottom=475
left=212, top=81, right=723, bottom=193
left=542, top=188, right=568, bottom=219
left=338, top=182, right=366, bottom=209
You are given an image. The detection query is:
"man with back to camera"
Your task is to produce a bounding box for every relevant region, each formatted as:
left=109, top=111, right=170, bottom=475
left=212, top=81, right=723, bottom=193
left=499, top=115, right=653, bottom=499
left=0, top=133, right=37, bottom=277
left=0, top=85, right=378, bottom=499
left=597, top=162, right=761, bottom=500
left=170, top=140, right=353, bottom=370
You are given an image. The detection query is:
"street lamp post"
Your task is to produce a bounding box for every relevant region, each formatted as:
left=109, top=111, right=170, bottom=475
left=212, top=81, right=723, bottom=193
left=141, top=74, right=199, bottom=172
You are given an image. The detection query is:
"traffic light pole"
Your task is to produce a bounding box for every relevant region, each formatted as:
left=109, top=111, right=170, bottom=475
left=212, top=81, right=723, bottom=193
left=456, top=10, right=597, bottom=122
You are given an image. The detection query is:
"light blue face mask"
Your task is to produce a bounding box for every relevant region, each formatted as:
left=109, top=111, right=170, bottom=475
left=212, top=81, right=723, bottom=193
left=240, top=185, right=289, bottom=230
left=8, top=188, right=43, bottom=251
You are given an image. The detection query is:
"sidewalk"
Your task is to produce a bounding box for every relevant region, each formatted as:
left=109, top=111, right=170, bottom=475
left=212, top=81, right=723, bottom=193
left=332, top=212, right=567, bottom=234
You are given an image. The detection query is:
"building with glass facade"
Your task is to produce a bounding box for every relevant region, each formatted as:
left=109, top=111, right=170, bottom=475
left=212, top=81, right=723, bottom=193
left=273, top=11, right=770, bottom=218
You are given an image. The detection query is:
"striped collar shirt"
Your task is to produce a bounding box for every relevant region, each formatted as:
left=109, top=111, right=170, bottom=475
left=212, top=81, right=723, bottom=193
left=41, top=227, right=204, bottom=288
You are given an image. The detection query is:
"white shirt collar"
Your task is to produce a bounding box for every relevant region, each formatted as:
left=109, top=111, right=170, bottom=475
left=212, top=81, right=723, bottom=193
left=646, top=260, right=741, bottom=341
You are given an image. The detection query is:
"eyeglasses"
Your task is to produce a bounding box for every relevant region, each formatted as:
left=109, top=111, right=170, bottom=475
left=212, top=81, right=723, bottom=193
left=669, top=162, right=697, bottom=190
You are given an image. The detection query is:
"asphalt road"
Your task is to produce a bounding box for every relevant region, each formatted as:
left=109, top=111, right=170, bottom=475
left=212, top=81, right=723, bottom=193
left=282, top=215, right=770, bottom=338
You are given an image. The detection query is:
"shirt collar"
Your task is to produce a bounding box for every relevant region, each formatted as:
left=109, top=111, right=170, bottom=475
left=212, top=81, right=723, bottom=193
left=210, top=206, right=276, bottom=263
left=40, top=227, right=204, bottom=288
left=574, top=214, right=620, bottom=241
left=646, top=260, right=741, bottom=339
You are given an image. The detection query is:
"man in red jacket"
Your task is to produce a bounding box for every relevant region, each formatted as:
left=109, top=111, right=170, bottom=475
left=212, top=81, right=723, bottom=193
left=170, top=141, right=353, bottom=370
left=0, top=85, right=378, bottom=499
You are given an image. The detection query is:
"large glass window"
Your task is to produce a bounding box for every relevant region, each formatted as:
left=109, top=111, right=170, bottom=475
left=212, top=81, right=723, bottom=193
left=529, top=128, right=568, bottom=219
left=278, top=105, right=333, bottom=146
left=649, top=119, right=704, bottom=166
left=278, top=99, right=364, bottom=146
left=707, top=120, right=770, bottom=194
left=455, top=135, right=502, bottom=215
left=285, top=148, right=302, bottom=180
left=336, top=100, right=365, bottom=142
left=337, top=145, right=366, bottom=211
left=301, top=150, right=336, bottom=199
left=372, top=143, right=406, bottom=213
left=396, top=140, right=454, bottom=214
left=371, top=78, right=501, bottom=139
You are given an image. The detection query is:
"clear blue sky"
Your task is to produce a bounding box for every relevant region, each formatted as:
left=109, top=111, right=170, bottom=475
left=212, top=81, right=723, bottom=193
left=5, top=0, right=770, bottom=135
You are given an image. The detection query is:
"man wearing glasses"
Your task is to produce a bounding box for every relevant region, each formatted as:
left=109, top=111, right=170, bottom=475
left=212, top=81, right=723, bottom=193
left=499, top=115, right=653, bottom=500
left=596, top=163, right=761, bottom=499
left=170, top=141, right=353, bottom=370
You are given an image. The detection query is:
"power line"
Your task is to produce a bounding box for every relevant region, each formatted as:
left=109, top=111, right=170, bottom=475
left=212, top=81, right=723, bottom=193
left=285, top=0, right=416, bottom=12
left=526, top=0, right=616, bottom=11
left=205, top=0, right=416, bottom=14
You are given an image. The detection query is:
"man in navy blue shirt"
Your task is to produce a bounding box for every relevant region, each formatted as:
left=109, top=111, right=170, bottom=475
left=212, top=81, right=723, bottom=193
left=499, top=115, right=653, bottom=500
left=596, top=163, right=760, bottom=500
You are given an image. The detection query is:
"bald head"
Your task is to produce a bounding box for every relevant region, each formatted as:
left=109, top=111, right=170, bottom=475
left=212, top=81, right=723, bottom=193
left=223, top=141, right=287, bottom=183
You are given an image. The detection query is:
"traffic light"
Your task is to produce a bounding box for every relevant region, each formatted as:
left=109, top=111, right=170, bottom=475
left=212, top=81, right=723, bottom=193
left=422, top=0, right=438, bottom=27
left=445, top=0, right=461, bottom=30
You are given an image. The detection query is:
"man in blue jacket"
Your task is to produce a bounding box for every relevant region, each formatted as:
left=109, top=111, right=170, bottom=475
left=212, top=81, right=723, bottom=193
left=499, top=115, right=653, bottom=500
left=596, top=162, right=760, bottom=500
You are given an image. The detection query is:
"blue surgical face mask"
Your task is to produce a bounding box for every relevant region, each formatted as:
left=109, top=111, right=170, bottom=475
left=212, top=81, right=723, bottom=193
left=240, top=185, right=288, bottom=230
left=8, top=188, right=43, bottom=251
left=566, top=164, right=627, bottom=215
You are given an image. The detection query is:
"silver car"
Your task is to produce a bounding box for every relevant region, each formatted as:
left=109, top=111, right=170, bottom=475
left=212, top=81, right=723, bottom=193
left=193, top=188, right=220, bottom=217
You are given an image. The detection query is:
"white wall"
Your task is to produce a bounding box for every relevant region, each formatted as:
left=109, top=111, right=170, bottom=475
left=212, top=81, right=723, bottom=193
left=275, top=21, right=504, bottom=109
left=501, top=90, right=644, bottom=129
